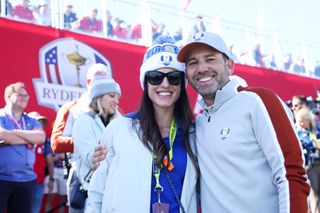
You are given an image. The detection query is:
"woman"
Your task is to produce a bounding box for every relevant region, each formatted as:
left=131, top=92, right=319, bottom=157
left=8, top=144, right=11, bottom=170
left=295, top=107, right=320, bottom=212
left=71, top=77, right=121, bottom=211
left=295, top=107, right=318, bottom=166
left=87, top=39, right=198, bottom=213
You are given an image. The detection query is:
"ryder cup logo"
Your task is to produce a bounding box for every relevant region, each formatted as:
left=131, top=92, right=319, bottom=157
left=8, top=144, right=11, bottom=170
left=219, top=128, right=230, bottom=140
left=33, top=38, right=112, bottom=111
left=160, top=54, right=173, bottom=66
left=193, top=32, right=205, bottom=41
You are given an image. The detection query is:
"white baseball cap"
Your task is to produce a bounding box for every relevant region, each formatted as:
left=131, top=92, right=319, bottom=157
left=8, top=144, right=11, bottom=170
left=177, top=32, right=231, bottom=62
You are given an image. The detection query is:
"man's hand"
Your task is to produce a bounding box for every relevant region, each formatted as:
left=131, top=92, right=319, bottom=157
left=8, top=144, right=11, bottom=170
left=92, top=144, right=107, bottom=171
left=0, top=140, right=7, bottom=146
left=0, top=128, right=7, bottom=142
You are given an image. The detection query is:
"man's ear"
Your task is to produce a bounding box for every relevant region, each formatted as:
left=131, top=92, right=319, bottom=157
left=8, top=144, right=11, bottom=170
left=226, top=59, right=234, bottom=75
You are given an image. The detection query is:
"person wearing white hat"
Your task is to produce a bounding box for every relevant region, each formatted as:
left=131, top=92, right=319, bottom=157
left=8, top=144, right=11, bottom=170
left=64, top=2, right=77, bottom=30
left=71, top=77, right=121, bottom=211
left=50, top=63, right=111, bottom=213
left=177, top=31, right=309, bottom=213
left=87, top=36, right=198, bottom=213
left=51, top=63, right=110, bottom=153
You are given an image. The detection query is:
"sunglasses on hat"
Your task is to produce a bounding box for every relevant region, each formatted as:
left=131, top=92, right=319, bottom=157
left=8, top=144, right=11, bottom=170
left=146, top=71, right=184, bottom=86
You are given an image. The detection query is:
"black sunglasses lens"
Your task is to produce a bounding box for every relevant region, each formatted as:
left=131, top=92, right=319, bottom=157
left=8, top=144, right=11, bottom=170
left=167, top=72, right=182, bottom=85
left=146, top=71, right=183, bottom=85
left=147, top=71, right=165, bottom=85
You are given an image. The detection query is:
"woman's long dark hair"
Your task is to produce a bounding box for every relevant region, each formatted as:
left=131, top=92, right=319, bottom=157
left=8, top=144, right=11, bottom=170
left=134, top=73, right=199, bottom=173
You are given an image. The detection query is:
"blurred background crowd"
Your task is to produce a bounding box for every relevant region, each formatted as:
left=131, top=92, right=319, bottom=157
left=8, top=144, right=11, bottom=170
left=1, top=0, right=320, bottom=79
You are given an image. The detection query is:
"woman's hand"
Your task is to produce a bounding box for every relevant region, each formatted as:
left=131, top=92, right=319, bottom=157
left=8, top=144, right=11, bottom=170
left=92, top=143, right=107, bottom=171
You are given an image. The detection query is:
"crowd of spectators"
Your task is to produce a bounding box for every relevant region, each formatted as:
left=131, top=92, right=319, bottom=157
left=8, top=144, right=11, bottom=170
left=2, top=0, right=320, bottom=78
left=286, top=95, right=320, bottom=212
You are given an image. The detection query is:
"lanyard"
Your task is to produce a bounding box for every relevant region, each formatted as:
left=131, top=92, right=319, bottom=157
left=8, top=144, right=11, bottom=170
left=153, top=117, right=177, bottom=203
left=6, top=113, right=25, bottom=130
left=6, top=113, right=33, bottom=149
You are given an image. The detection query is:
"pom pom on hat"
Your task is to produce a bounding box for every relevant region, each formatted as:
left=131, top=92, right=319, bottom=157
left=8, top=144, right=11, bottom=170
left=139, top=36, right=185, bottom=89
left=89, top=78, right=121, bottom=101
left=86, top=63, right=112, bottom=81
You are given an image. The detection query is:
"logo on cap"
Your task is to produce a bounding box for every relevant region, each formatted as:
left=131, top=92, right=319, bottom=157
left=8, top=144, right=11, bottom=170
left=193, top=32, right=205, bottom=41
left=161, top=54, right=173, bottom=66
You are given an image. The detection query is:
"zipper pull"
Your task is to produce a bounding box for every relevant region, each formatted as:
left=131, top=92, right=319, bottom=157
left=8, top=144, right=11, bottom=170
left=204, top=109, right=211, bottom=123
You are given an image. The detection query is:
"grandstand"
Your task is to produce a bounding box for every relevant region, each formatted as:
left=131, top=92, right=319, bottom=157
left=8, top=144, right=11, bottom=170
left=2, top=0, right=320, bottom=77
left=0, top=0, right=319, bottom=113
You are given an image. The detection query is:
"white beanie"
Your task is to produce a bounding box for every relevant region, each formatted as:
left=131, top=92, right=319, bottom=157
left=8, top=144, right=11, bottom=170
left=139, top=42, right=185, bottom=89
left=89, top=78, right=121, bottom=100
left=86, top=63, right=112, bottom=81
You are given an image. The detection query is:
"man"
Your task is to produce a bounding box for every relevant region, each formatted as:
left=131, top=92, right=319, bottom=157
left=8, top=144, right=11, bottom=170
left=79, top=8, right=103, bottom=34
left=291, top=95, right=309, bottom=116
left=0, top=82, right=45, bottom=213
left=51, top=63, right=111, bottom=213
left=64, top=3, right=78, bottom=30
left=12, top=0, right=35, bottom=22
left=176, top=32, right=309, bottom=212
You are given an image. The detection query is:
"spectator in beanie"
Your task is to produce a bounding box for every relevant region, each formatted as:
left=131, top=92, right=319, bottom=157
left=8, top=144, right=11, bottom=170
left=72, top=77, right=121, bottom=211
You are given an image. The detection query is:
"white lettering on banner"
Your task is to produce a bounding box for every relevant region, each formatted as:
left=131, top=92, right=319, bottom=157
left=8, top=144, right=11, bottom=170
left=42, top=87, right=82, bottom=101
left=33, top=80, right=85, bottom=110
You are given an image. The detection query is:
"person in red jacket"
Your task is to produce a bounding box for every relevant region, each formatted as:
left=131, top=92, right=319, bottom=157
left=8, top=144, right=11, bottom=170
left=79, top=8, right=102, bottom=34
left=28, top=111, right=54, bottom=213
left=12, top=0, right=35, bottom=22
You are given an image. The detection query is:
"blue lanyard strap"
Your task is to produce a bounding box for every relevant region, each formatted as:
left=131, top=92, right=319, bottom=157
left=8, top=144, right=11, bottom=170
left=153, top=117, right=177, bottom=203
